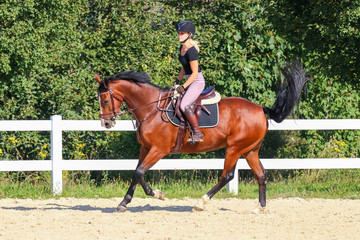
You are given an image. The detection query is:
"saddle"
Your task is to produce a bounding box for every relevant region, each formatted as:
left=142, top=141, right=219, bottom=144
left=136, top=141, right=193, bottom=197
left=169, top=86, right=221, bottom=154
left=174, top=86, right=220, bottom=122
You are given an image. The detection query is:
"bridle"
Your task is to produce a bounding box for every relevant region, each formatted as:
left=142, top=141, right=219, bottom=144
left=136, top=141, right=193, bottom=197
left=98, top=86, right=173, bottom=129
left=99, top=88, right=125, bottom=121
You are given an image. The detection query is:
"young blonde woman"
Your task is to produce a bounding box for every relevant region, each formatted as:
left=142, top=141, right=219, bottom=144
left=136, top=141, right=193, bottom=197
left=174, top=20, right=205, bottom=142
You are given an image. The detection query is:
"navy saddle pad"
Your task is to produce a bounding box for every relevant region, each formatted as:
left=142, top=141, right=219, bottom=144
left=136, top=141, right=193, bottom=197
left=166, top=102, right=219, bottom=128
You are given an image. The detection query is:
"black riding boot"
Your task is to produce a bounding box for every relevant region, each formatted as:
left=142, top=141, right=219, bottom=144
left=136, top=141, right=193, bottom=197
left=184, top=106, right=204, bottom=143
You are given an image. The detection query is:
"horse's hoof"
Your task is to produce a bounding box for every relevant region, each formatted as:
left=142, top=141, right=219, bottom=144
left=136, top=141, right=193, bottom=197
left=193, top=194, right=210, bottom=212
left=154, top=189, right=165, bottom=200
left=115, top=205, right=127, bottom=213
left=251, top=206, right=267, bottom=214
left=192, top=205, right=204, bottom=212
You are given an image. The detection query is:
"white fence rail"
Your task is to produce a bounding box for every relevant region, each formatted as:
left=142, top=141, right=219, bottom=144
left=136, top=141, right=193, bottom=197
left=0, top=116, right=359, bottom=195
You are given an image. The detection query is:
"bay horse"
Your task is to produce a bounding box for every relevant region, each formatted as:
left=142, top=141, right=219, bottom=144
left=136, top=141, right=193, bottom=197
left=95, top=60, right=307, bottom=212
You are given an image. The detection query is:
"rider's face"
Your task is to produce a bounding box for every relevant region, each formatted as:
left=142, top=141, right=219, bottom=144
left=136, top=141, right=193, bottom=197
left=178, top=32, right=190, bottom=42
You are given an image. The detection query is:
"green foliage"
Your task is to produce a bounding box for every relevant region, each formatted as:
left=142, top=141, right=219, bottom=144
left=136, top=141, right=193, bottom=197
left=267, top=0, right=360, bottom=87
left=0, top=1, right=359, bottom=184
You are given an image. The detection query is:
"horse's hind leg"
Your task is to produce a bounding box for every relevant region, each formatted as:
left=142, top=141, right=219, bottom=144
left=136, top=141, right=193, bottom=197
left=194, top=146, right=240, bottom=211
left=243, top=148, right=266, bottom=208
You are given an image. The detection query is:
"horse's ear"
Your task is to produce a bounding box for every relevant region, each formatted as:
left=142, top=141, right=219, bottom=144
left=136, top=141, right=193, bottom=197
left=95, top=74, right=101, bottom=84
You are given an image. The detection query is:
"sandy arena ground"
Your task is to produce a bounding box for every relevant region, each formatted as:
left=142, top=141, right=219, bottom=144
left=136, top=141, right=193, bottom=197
left=0, top=197, right=359, bottom=240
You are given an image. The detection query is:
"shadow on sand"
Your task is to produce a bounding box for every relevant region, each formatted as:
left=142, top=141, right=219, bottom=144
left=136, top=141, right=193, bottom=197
left=1, top=203, right=194, bottom=213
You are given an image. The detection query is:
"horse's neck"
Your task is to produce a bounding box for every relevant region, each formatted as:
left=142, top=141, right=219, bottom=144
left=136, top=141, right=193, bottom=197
left=113, top=81, right=162, bottom=119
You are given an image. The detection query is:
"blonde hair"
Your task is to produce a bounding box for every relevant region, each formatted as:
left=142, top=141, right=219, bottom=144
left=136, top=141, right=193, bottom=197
left=190, top=39, right=200, bottom=52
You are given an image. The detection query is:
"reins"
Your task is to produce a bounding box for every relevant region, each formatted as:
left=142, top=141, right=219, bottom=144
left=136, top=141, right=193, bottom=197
left=99, top=87, right=174, bottom=129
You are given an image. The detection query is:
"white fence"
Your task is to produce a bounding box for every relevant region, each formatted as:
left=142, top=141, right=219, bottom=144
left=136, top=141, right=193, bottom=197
left=0, top=116, right=359, bottom=195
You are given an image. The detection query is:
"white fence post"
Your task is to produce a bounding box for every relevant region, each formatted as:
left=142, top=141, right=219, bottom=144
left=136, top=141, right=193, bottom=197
left=51, top=115, right=63, bottom=195
left=226, top=164, right=239, bottom=194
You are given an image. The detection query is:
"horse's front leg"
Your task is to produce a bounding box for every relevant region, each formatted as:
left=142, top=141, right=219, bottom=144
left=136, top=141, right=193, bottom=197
left=116, top=146, right=166, bottom=212
left=134, top=147, right=167, bottom=200
left=116, top=174, right=138, bottom=212
left=116, top=145, right=148, bottom=212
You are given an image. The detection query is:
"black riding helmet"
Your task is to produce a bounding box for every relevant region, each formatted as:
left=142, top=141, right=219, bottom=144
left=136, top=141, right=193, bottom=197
left=176, top=21, right=195, bottom=35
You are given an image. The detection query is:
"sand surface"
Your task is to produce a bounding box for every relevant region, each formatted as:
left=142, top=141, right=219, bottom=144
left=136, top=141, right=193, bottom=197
left=1, top=197, right=359, bottom=240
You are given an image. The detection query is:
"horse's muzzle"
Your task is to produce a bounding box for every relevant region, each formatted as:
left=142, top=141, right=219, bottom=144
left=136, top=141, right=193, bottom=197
left=103, top=117, right=116, bottom=129
left=104, top=120, right=116, bottom=129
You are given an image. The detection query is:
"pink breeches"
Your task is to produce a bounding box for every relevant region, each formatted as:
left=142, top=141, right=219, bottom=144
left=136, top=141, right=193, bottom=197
left=180, top=72, right=205, bottom=112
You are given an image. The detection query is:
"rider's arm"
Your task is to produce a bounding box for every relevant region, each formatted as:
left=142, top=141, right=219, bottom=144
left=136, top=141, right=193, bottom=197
left=183, top=60, right=199, bottom=88
left=176, top=67, right=185, bottom=82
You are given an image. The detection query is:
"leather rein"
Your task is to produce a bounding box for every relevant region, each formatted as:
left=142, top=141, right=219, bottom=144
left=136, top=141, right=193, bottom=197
left=99, top=87, right=173, bottom=129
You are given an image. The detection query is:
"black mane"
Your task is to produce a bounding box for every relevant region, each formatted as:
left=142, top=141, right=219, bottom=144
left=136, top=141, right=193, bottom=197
left=108, top=70, right=151, bottom=84
left=99, top=70, right=168, bottom=92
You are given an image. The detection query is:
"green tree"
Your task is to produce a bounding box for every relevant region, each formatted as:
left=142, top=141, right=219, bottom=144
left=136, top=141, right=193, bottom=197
left=266, top=0, right=360, bottom=87
left=0, top=0, right=358, bottom=172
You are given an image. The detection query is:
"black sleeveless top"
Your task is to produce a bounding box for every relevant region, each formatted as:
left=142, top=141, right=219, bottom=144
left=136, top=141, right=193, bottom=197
left=178, top=46, right=202, bottom=75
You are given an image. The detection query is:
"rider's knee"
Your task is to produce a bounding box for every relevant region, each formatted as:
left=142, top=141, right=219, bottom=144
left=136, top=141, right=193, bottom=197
left=180, top=103, right=188, bottom=112
left=184, top=104, right=194, bottom=114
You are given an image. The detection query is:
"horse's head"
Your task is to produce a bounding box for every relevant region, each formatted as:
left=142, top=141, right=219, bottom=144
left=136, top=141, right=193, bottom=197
left=95, top=74, right=124, bottom=129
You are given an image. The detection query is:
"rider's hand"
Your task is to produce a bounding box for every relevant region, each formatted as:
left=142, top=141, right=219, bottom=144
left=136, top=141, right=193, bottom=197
left=176, top=85, right=185, bottom=94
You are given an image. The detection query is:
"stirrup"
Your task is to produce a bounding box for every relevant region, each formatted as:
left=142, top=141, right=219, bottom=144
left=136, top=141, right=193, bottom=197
left=187, top=132, right=204, bottom=143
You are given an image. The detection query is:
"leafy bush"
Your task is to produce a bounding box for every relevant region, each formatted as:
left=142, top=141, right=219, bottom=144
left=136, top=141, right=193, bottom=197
left=0, top=0, right=358, bottom=183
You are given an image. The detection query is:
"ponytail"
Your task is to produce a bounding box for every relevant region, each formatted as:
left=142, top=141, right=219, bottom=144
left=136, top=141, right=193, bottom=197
left=190, top=39, right=200, bottom=52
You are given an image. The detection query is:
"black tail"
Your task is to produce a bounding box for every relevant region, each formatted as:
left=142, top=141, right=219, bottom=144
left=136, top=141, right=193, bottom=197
left=263, top=59, right=308, bottom=123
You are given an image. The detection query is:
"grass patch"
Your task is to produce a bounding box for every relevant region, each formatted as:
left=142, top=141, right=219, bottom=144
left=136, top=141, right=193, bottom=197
left=266, top=169, right=360, bottom=199
left=0, top=169, right=359, bottom=200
